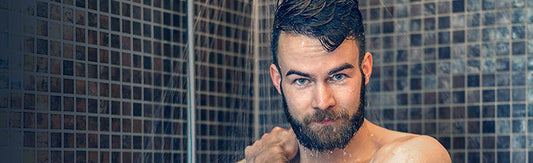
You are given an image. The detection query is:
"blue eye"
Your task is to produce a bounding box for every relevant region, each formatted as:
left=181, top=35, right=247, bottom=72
left=332, top=74, right=346, bottom=81
left=295, top=78, right=309, bottom=85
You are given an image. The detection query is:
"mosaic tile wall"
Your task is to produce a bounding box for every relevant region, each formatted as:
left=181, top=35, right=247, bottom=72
left=254, top=0, right=533, bottom=163
left=0, top=0, right=254, bottom=162
left=359, top=0, right=533, bottom=162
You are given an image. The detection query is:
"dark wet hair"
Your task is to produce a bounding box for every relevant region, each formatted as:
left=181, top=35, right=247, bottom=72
left=272, top=0, right=366, bottom=66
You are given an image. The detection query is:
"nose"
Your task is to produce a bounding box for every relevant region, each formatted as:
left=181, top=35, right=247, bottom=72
left=311, top=83, right=336, bottom=111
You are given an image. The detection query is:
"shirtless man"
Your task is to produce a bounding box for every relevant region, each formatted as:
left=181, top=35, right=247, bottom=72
left=244, top=0, right=451, bottom=162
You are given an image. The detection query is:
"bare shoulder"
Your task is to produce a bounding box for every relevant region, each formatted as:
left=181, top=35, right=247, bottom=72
left=370, top=135, right=451, bottom=163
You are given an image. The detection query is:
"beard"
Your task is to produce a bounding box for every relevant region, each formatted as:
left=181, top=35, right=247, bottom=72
left=281, top=72, right=366, bottom=152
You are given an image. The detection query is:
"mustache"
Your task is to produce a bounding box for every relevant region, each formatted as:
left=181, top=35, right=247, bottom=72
left=302, top=109, right=350, bottom=125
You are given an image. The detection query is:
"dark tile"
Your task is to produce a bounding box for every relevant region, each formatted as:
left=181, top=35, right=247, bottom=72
left=483, top=120, right=495, bottom=133
left=468, top=152, right=480, bottom=162
left=497, top=152, right=510, bottom=163
left=512, top=151, right=526, bottom=163
left=468, top=121, right=480, bottom=133
left=438, top=31, right=450, bottom=44
left=453, top=0, right=465, bottom=12
left=512, top=104, right=526, bottom=117
left=497, top=135, right=510, bottom=149
left=512, top=120, right=526, bottom=133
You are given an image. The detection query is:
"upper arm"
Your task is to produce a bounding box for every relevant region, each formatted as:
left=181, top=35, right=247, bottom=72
left=371, top=135, right=451, bottom=163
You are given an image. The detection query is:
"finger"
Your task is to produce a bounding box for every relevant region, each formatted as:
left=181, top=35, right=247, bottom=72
left=284, top=128, right=299, bottom=160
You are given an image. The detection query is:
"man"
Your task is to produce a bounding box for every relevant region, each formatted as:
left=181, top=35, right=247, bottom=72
left=244, top=0, right=451, bottom=162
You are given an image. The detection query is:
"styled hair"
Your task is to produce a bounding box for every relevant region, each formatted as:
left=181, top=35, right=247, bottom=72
left=271, top=0, right=366, bottom=66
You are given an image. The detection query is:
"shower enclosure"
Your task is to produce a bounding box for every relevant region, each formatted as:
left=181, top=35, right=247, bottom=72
left=0, top=0, right=532, bottom=162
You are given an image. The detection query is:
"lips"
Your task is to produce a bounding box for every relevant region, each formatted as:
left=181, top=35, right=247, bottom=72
left=316, top=118, right=336, bottom=125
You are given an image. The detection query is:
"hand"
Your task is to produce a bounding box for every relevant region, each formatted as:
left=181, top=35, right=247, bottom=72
left=244, top=127, right=299, bottom=163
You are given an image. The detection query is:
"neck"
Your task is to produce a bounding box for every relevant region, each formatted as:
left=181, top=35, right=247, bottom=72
left=298, top=119, right=379, bottom=163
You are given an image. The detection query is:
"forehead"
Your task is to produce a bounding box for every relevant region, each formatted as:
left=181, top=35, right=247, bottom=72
left=277, top=32, right=359, bottom=66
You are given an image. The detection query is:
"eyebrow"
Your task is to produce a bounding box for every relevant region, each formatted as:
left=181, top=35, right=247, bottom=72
left=285, top=63, right=355, bottom=77
left=328, top=63, right=354, bottom=75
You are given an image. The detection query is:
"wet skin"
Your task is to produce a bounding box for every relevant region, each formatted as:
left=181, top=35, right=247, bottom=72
left=244, top=32, right=451, bottom=163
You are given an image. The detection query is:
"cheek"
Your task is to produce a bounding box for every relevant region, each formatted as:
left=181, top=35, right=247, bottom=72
left=282, top=83, right=314, bottom=114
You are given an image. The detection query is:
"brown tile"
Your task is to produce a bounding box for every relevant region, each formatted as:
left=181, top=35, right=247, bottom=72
left=36, top=20, right=48, bottom=36
left=64, top=151, right=74, bottom=162
left=133, top=119, right=141, bottom=133
left=36, top=95, right=48, bottom=111
left=63, top=43, right=73, bottom=58
left=122, top=36, right=131, bottom=50
left=132, top=38, right=141, bottom=51
left=112, top=135, right=120, bottom=149
left=35, top=57, right=48, bottom=73
left=99, top=117, right=109, bottom=131
left=100, top=151, right=109, bottom=163
left=76, top=115, right=86, bottom=131
left=88, top=151, right=98, bottom=163
left=36, top=113, right=48, bottom=129
left=36, top=76, right=48, bottom=92
left=112, top=118, right=120, bottom=132
left=122, top=102, right=131, bottom=116
left=64, top=96, right=74, bottom=111
left=88, top=116, right=97, bottom=131
left=88, top=81, right=98, bottom=96
left=99, top=49, right=109, bottom=63
left=64, top=115, right=74, bottom=130
left=76, top=27, right=86, bottom=43
left=76, top=98, right=86, bottom=113
left=49, top=77, right=61, bottom=93
left=99, top=99, right=109, bottom=114
left=88, top=98, right=97, bottom=113
left=88, top=12, right=97, bottom=27
left=122, top=69, right=131, bottom=82
left=24, top=93, right=35, bottom=110
left=100, top=31, right=109, bottom=47
left=88, top=134, right=98, bottom=148
left=111, top=84, right=120, bottom=98
left=50, top=59, right=61, bottom=75
left=24, top=131, right=35, bottom=147
left=122, top=119, right=131, bottom=132
left=49, top=22, right=61, bottom=39
left=76, top=133, right=86, bottom=148
left=100, top=15, right=109, bottom=29
left=99, top=82, right=109, bottom=97
left=99, top=65, right=109, bottom=80
left=23, top=113, right=35, bottom=129
left=75, top=79, right=86, bottom=95
left=63, top=24, right=73, bottom=41
left=75, top=9, right=85, bottom=25
left=63, top=7, right=73, bottom=23
left=36, top=132, right=48, bottom=147
left=88, top=30, right=97, bottom=45
left=50, top=4, right=61, bottom=21
left=23, top=74, right=35, bottom=91
left=50, top=114, right=61, bottom=129
left=37, top=150, right=48, bottom=163
left=50, top=151, right=61, bottom=163
left=122, top=52, right=131, bottom=67
left=111, top=67, right=120, bottom=81
left=50, top=96, right=61, bottom=111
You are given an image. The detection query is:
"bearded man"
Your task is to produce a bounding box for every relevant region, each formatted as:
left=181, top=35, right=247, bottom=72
left=244, top=0, right=451, bottom=162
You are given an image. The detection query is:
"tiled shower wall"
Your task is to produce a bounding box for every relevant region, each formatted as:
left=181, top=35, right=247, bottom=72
left=359, top=0, right=533, bottom=162
left=0, top=0, right=254, bottom=162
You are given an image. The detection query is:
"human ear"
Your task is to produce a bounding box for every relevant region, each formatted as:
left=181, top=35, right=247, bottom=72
left=270, top=64, right=282, bottom=95
left=361, top=52, right=373, bottom=85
